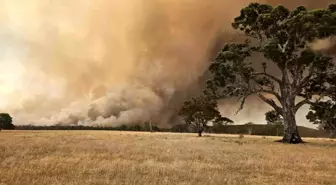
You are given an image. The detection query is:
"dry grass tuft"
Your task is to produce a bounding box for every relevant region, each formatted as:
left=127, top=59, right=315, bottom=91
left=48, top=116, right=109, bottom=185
left=0, top=131, right=335, bottom=185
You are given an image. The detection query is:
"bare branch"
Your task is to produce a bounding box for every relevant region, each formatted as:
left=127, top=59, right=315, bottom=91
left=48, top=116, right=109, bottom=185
left=253, top=83, right=282, bottom=102
left=299, top=74, right=312, bottom=88
left=257, top=93, right=283, bottom=115
left=294, top=71, right=313, bottom=96
left=277, top=39, right=289, bottom=53
left=236, top=88, right=282, bottom=115
left=294, top=99, right=312, bottom=113
left=258, top=89, right=282, bottom=102
left=295, top=96, right=322, bottom=113
left=297, top=66, right=314, bottom=93
left=236, top=92, right=255, bottom=114
left=251, top=72, right=282, bottom=85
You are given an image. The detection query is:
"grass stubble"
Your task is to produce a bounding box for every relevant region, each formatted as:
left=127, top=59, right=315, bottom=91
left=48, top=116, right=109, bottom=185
left=0, top=131, right=335, bottom=185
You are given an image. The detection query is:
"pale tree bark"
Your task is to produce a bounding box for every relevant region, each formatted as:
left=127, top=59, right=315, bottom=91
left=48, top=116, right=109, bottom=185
left=282, top=106, right=302, bottom=143
left=280, top=70, right=303, bottom=143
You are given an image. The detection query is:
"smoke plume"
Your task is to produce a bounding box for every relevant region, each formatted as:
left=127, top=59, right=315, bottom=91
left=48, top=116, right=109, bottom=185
left=311, top=37, right=336, bottom=55
left=0, top=0, right=332, bottom=127
left=0, top=0, right=252, bottom=126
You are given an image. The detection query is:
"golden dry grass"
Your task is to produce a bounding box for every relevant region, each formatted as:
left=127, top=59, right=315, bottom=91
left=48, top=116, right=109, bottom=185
left=0, top=131, right=335, bottom=185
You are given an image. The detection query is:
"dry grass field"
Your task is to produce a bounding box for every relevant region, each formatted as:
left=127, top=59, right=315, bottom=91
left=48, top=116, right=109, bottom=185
left=0, top=131, right=335, bottom=185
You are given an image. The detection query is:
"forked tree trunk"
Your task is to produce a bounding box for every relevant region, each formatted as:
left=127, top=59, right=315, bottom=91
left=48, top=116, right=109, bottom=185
left=282, top=104, right=303, bottom=144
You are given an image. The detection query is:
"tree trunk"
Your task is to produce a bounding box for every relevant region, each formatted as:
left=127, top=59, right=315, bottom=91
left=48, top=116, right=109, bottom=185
left=276, top=127, right=279, bottom=136
left=282, top=107, right=303, bottom=144
left=248, top=128, right=253, bottom=135
left=197, top=127, right=204, bottom=137
left=279, top=71, right=303, bottom=144
left=149, top=121, right=153, bottom=133
left=330, top=130, right=335, bottom=139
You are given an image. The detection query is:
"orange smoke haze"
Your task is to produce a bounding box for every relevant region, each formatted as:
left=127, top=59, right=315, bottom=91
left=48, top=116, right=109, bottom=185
left=0, top=0, right=332, bottom=126
left=0, top=0, right=251, bottom=126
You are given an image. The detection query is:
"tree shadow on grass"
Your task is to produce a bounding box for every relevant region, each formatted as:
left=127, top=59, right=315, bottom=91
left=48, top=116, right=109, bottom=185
left=274, top=139, right=307, bottom=144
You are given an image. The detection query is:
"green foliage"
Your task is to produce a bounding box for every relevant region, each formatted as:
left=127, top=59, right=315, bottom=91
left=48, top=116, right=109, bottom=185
left=0, top=113, right=14, bottom=130
left=179, top=95, right=233, bottom=136
left=207, top=3, right=336, bottom=142
left=209, top=3, right=336, bottom=99
left=307, top=100, right=336, bottom=138
left=265, top=110, right=283, bottom=126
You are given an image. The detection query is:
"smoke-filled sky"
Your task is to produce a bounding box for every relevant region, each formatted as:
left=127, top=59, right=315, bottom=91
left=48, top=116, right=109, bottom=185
left=0, top=0, right=333, bottom=127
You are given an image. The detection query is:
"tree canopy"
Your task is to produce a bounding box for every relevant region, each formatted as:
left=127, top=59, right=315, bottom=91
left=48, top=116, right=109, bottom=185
left=179, top=95, right=233, bottom=137
left=265, top=110, right=283, bottom=126
left=206, top=3, right=336, bottom=143
left=0, top=113, right=14, bottom=130
left=306, top=87, right=336, bottom=138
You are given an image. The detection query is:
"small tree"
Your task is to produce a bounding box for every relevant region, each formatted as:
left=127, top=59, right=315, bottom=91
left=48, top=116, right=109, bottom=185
left=265, top=110, right=284, bottom=126
left=179, top=95, right=232, bottom=137
left=0, top=113, right=14, bottom=130
left=307, top=101, right=336, bottom=138
left=245, top=122, right=255, bottom=135
left=207, top=3, right=336, bottom=143
left=265, top=110, right=283, bottom=136
left=144, top=120, right=158, bottom=133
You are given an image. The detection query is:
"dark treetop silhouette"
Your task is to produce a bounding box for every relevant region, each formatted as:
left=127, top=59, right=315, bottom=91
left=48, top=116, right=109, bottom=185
left=206, top=3, right=336, bottom=143
left=0, top=113, right=14, bottom=130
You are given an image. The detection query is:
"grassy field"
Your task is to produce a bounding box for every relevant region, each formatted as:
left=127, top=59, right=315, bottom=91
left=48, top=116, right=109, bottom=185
left=0, top=131, right=335, bottom=185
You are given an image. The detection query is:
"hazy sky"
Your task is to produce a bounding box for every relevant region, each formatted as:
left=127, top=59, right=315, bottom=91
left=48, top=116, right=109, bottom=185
left=0, top=0, right=333, bottom=127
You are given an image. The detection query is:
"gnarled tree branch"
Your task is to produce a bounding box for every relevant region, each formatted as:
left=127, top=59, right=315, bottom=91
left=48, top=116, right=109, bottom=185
left=257, top=93, right=283, bottom=116
left=258, top=89, right=282, bottom=102
left=236, top=92, right=255, bottom=114
left=295, top=96, right=322, bottom=113
left=295, top=99, right=312, bottom=113
left=237, top=89, right=282, bottom=115
left=296, top=69, right=314, bottom=94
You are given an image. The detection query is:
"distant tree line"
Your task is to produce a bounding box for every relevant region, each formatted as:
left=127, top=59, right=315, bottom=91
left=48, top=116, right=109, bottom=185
left=13, top=122, right=328, bottom=138
left=15, top=123, right=162, bottom=132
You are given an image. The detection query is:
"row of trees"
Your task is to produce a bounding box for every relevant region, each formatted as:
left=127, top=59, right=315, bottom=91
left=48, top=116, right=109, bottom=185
left=179, top=3, right=336, bottom=143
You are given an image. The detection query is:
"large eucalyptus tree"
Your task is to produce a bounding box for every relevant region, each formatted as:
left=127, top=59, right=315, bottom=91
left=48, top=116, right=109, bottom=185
left=207, top=3, right=336, bottom=143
